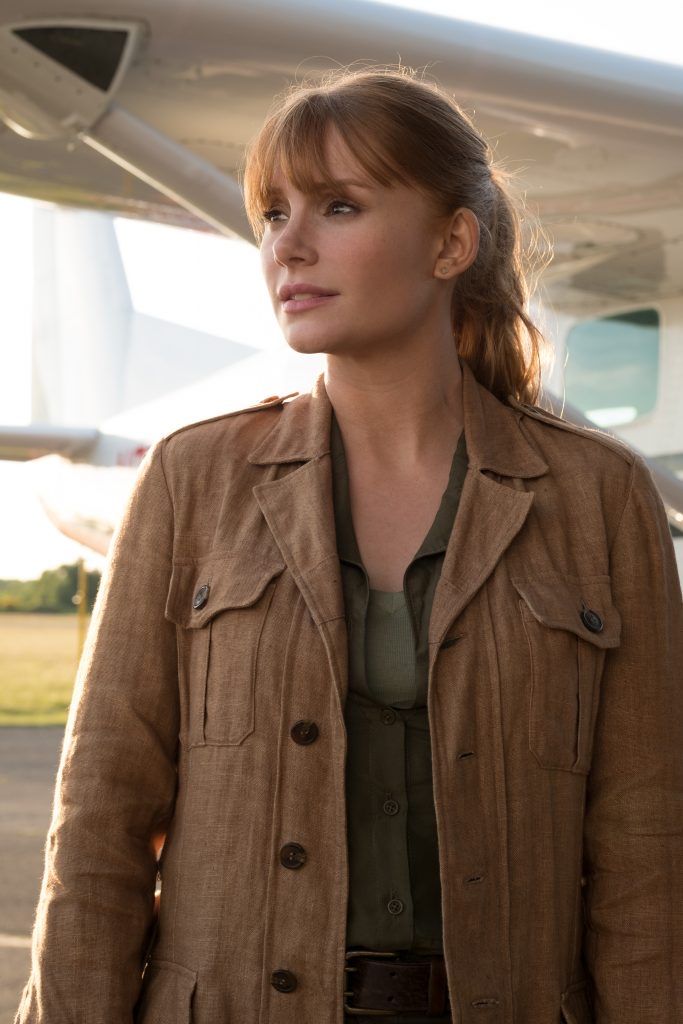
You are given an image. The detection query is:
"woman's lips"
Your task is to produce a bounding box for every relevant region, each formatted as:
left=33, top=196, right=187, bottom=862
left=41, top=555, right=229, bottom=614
left=281, top=294, right=338, bottom=313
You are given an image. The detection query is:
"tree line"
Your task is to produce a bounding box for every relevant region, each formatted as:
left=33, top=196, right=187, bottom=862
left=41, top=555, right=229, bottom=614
left=0, top=563, right=101, bottom=613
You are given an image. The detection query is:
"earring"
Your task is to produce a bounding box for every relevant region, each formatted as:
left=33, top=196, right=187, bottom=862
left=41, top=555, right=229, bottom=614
left=440, top=265, right=449, bottom=275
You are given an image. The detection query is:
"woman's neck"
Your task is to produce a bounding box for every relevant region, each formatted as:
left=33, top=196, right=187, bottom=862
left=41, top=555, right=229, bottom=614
left=324, top=350, right=464, bottom=470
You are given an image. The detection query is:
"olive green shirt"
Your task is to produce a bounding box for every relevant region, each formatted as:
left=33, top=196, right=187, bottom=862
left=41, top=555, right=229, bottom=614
left=330, top=410, right=469, bottom=956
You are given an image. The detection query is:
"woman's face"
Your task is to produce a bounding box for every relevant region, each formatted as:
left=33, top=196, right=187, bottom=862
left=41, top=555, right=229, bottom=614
left=259, top=128, right=469, bottom=362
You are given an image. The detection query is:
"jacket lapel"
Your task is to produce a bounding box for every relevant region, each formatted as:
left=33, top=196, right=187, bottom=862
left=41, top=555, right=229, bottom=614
left=251, top=456, right=344, bottom=628
left=249, top=376, right=347, bottom=698
left=428, top=362, right=549, bottom=650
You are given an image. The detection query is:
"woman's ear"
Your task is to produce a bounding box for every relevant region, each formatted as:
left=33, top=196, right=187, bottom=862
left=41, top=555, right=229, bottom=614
left=434, top=207, right=480, bottom=280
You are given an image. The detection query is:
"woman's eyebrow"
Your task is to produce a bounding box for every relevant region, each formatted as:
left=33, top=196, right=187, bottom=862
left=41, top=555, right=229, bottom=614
left=265, top=179, right=373, bottom=201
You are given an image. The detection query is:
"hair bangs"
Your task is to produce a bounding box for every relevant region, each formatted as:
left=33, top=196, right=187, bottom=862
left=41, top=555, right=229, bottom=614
left=242, top=91, right=413, bottom=240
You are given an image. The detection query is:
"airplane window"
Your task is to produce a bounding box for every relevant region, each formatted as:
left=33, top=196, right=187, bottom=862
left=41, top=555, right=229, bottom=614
left=564, top=308, right=660, bottom=428
left=13, top=26, right=128, bottom=92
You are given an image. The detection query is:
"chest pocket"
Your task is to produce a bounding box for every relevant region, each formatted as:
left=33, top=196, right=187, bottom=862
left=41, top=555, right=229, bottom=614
left=165, top=553, right=285, bottom=747
left=511, top=575, right=621, bottom=774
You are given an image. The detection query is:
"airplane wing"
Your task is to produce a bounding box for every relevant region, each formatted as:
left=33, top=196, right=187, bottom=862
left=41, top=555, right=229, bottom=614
left=1, top=1, right=683, bottom=316
left=0, top=424, right=99, bottom=461
left=39, top=500, right=112, bottom=555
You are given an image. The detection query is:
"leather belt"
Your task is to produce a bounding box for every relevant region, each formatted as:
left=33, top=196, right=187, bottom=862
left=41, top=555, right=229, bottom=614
left=344, top=950, right=450, bottom=1017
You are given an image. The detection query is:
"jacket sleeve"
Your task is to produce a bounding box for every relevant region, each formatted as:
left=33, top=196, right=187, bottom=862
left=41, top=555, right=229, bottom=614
left=15, top=439, right=179, bottom=1024
left=582, top=453, right=683, bottom=1021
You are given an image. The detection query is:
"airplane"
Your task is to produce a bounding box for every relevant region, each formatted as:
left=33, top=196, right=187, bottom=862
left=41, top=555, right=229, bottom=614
left=0, top=0, right=682, bottom=575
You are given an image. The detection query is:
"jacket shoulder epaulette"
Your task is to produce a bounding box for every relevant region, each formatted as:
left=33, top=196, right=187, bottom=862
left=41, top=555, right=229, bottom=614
left=508, top=396, right=635, bottom=465
left=162, top=391, right=300, bottom=444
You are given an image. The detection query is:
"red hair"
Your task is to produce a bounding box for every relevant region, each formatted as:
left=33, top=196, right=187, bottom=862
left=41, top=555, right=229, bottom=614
left=242, top=66, right=553, bottom=405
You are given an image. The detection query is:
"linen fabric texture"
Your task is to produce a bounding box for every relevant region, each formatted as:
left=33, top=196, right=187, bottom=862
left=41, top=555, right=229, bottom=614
left=14, top=359, right=683, bottom=1024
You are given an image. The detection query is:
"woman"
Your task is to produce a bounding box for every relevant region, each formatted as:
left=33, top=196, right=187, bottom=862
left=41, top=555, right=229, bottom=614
left=16, top=68, right=682, bottom=1024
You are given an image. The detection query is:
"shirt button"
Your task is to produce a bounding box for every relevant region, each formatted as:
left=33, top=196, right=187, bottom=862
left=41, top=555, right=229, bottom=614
left=380, top=708, right=397, bottom=725
left=580, top=607, right=603, bottom=633
left=271, top=969, right=297, bottom=992
left=387, top=898, right=404, bottom=915
left=280, top=842, right=307, bottom=869
left=290, top=720, right=319, bottom=745
left=192, top=584, right=210, bottom=610
left=383, top=799, right=399, bottom=816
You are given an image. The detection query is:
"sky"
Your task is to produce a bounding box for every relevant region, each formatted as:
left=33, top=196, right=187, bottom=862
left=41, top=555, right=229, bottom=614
left=1, top=0, right=682, bottom=579
left=372, top=0, right=683, bottom=66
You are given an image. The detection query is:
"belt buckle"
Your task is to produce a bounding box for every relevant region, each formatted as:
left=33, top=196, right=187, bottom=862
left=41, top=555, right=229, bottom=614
left=344, top=949, right=401, bottom=1016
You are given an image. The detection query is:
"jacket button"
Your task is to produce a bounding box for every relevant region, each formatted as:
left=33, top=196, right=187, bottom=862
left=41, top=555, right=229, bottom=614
left=271, top=969, right=297, bottom=992
left=383, top=799, right=399, bottom=816
left=193, top=584, right=210, bottom=610
left=291, top=720, right=319, bottom=745
left=280, top=842, right=307, bottom=869
left=380, top=708, right=397, bottom=725
left=580, top=607, right=603, bottom=633
left=387, top=898, right=404, bottom=915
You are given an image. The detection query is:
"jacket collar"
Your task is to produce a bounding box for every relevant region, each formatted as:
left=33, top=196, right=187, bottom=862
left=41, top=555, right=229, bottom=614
left=248, top=358, right=549, bottom=480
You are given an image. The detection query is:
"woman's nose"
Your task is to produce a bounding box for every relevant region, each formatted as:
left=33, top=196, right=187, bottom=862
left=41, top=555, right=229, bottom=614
left=271, top=217, right=317, bottom=268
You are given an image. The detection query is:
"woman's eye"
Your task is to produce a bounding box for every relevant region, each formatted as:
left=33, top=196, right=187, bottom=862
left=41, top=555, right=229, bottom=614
left=262, top=208, right=286, bottom=223
left=261, top=199, right=357, bottom=223
left=327, top=200, right=356, bottom=215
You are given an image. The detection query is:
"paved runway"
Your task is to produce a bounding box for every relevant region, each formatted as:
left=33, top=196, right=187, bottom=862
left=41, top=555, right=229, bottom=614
left=0, top=727, right=64, bottom=1024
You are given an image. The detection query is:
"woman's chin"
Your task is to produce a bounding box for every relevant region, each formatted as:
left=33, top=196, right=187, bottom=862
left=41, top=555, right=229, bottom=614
left=282, top=331, right=345, bottom=356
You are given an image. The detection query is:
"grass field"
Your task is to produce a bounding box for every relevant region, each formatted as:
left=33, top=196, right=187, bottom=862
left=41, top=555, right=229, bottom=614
left=0, top=613, right=89, bottom=726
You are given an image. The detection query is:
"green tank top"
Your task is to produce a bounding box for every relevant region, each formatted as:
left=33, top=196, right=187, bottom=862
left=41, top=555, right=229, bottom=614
left=365, top=588, right=415, bottom=707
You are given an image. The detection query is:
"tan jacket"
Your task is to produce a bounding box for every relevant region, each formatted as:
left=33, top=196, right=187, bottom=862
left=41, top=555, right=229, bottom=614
left=16, top=360, right=683, bottom=1024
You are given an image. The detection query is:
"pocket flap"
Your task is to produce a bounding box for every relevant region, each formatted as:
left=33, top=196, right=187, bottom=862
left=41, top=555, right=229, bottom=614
left=165, top=552, right=285, bottom=628
left=511, top=575, right=621, bottom=649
